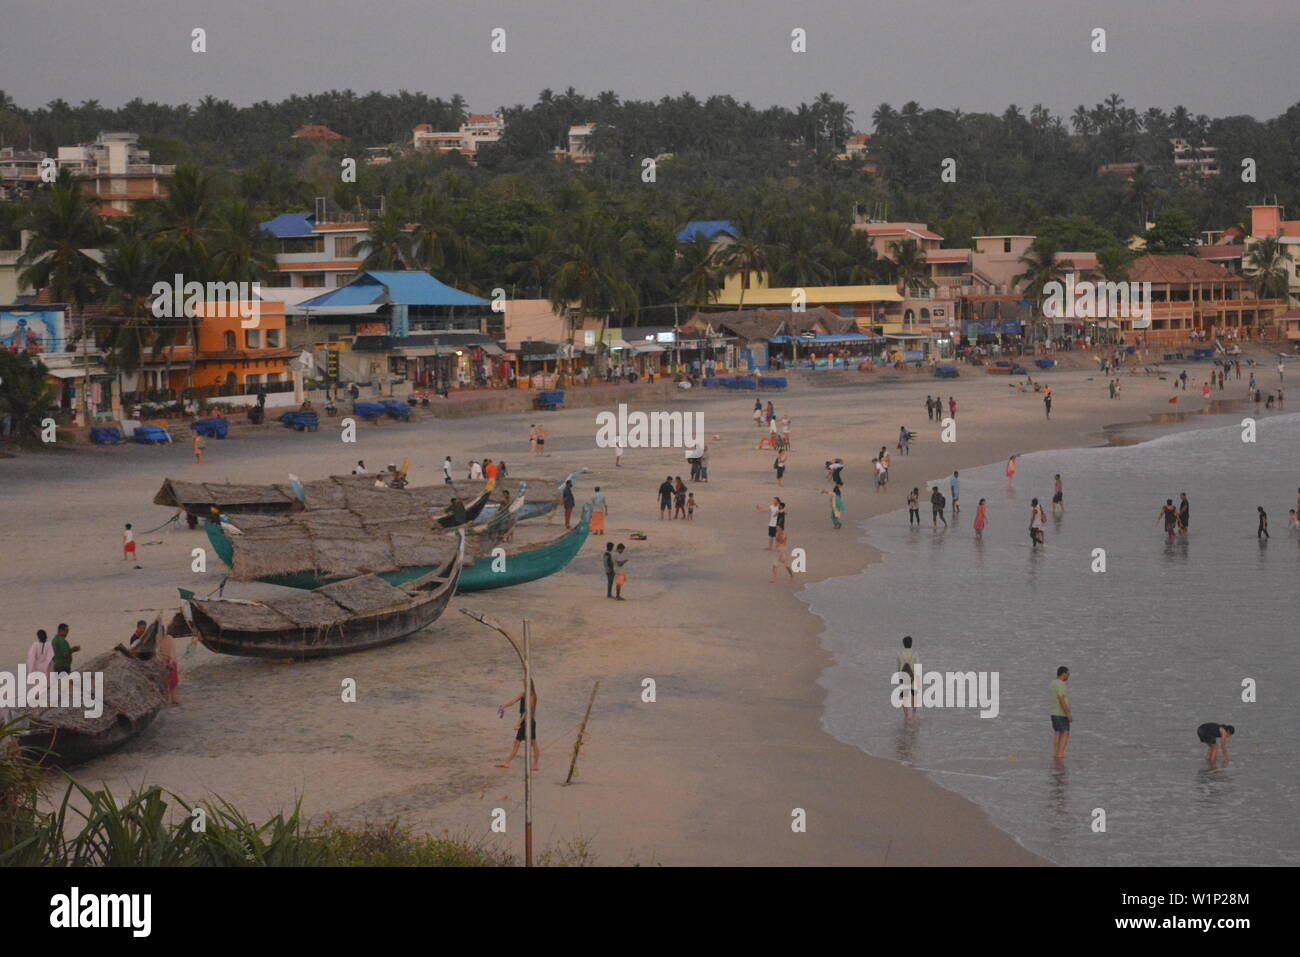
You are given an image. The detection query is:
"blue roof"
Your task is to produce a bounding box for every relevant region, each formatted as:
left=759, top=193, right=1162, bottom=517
left=677, top=220, right=737, bottom=242
left=299, top=271, right=488, bottom=308
left=261, top=213, right=316, bottom=238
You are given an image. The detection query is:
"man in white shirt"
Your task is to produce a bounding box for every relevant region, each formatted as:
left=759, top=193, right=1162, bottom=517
left=352, top=460, right=367, bottom=475
left=442, top=456, right=453, bottom=484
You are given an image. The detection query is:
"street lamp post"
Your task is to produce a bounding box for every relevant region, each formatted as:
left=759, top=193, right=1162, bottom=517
left=460, top=609, right=533, bottom=867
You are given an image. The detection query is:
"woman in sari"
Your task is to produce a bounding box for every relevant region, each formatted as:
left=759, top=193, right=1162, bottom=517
left=821, top=487, right=844, bottom=529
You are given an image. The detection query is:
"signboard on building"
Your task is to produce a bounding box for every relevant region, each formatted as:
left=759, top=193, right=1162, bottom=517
left=0, top=309, right=66, bottom=354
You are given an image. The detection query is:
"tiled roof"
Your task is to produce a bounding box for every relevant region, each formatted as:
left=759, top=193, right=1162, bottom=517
left=291, top=125, right=344, bottom=140
left=926, top=251, right=971, bottom=263
left=467, top=113, right=497, bottom=124
left=857, top=223, right=944, bottom=241
left=275, top=261, right=365, bottom=272
left=1194, top=245, right=1244, bottom=260
left=1127, top=254, right=1243, bottom=284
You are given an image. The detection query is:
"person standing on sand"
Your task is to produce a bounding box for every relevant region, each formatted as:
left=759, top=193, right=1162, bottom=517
left=50, top=624, right=80, bottom=677
left=898, top=425, right=910, bottom=455
left=1006, top=455, right=1017, bottom=487
left=1197, top=722, right=1233, bottom=765
left=613, top=543, right=628, bottom=599
left=948, top=396, right=957, bottom=419
left=1257, top=506, right=1269, bottom=539
left=1043, top=391, right=1052, bottom=419
left=907, top=487, right=920, bottom=526
left=686, top=492, right=698, bottom=520
left=602, top=542, right=616, bottom=598
left=589, top=487, right=608, bottom=535
left=497, top=680, right=540, bottom=771
left=897, top=636, right=919, bottom=720
left=528, top=424, right=537, bottom=455
left=535, top=426, right=546, bottom=455
left=950, top=471, right=961, bottom=515
left=25, top=630, right=53, bottom=679
left=770, top=528, right=795, bottom=583
left=973, top=498, right=987, bottom=538
left=759, top=498, right=781, bottom=548
left=925, top=395, right=935, bottom=421
left=658, top=476, right=674, bottom=520
left=442, top=456, right=453, bottom=484
left=1178, top=493, right=1190, bottom=535
left=1052, top=474, right=1064, bottom=514
left=561, top=480, right=576, bottom=529
left=753, top=400, right=764, bottom=427
left=673, top=477, right=688, bottom=519
left=930, top=487, right=947, bottom=527
left=774, top=447, right=787, bottom=487
left=1050, top=666, right=1072, bottom=758
left=123, top=523, right=141, bottom=568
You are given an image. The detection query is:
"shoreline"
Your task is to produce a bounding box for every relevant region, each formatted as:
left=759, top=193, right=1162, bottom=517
left=3, top=366, right=1280, bottom=865
left=796, top=397, right=1271, bottom=866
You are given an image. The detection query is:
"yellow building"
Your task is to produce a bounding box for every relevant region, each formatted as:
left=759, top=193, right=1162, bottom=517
left=712, top=273, right=902, bottom=331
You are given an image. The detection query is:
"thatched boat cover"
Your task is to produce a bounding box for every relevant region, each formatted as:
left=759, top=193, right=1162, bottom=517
left=193, top=574, right=415, bottom=631
left=228, top=525, right=459, bottom=581
left=18, top=644, right=168, bottom=736
left=154, top=478, right=297, bottom=510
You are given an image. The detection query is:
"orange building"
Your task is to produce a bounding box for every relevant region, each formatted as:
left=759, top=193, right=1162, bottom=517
left=135, top=301, right=296, bottom=397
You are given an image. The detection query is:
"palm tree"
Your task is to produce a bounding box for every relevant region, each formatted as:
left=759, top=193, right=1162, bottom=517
left=1125, top=165, right=1157, bottom=230
left=150, top=163, right=218, bottom=391
left=676, top=233, right=721, bottom=317
left=1012, top=240, right=1066, bottom=343
left=17, top=172, right=102, bottom=310
left=1244, top=237, right=1291, bottom=303
left=98, top=220, right=163, bottom=379
left=549, top=209, right=639, bottom=373
left=354, top=206, right=414, bottom=271
left=887, top=238, right=934, bottom=297
left=507, top=226, right=555, bottom=299
left=718, top=236, right=771, bottom=311
left=210, top=199, right=279, bottom=284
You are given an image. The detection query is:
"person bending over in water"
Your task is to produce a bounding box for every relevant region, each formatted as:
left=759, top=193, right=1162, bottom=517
left=1197, top=722, right=1233, bottom=765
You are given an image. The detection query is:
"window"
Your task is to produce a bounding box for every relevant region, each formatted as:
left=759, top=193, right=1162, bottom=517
left=1003, top=239, right=1012, bottom=253
left=334, top=235, right=359, bottom=257
left=265, top=328, right=281, bottom=348
left=223, top=330, right=236, bottom=351
left=245, top=329, right=261, bottom=348
left=244, top=374, right=262, bottom=388
left=920, top=308, right=931, bottom=321
left=299, top=273, right=325, bottom=287
left=280, top=236, right=324, bottom=254
left=266, top=372, right=282, bottom=385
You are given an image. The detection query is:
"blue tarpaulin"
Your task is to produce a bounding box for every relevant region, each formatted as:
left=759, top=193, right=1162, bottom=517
left=133, top=425, right=171, bottom=444
left=277, top=411, right=318, bottom=431
left=191, top=418, right=229, bottom=439
left=352, top=402, right=385, bottom=420
left=90, top=427, right=122, bottom=445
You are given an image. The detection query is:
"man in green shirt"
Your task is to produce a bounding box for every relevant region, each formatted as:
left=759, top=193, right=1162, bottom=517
left=1050, top=666, right=1072, bottom=757
left=50, top=623, right=80, bottom=675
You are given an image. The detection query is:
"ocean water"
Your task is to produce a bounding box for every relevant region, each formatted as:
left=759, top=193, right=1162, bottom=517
left=803, top=412, right=1300, bottom=866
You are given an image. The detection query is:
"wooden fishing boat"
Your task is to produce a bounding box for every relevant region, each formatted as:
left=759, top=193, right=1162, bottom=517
left=15, top=618, right=170, bottom=768
left=459, top=503, right=591, bottom=591
left=183, top=538, right=464, bottom=660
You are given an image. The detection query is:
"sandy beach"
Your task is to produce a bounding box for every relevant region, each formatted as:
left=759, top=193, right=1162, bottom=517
left=1, top=361, right=1261, bottom=865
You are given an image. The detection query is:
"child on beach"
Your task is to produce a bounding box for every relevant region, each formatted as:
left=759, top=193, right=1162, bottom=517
left=686, top=493, right=697, bottom=520
left=613, top=543, right=628, bottom=599
left=123, top=523, right=139, bottom=565
left=1006, top=455, right=1017, bottom=486
left=193, top=432, right=205, bottom=464
left=974, top=498, right=987, bottom=538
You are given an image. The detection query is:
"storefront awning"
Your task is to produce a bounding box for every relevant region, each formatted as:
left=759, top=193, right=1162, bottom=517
left=632, top=343, right=666, bottom=354
left=47, top=367, right=98, bottom=378
left=605, top=339, right=633, bottom=351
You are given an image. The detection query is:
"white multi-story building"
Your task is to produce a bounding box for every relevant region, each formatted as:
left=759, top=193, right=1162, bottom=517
left=55, top=132, right=174, bottom=214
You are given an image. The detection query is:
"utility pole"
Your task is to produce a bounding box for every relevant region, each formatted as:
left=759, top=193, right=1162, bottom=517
left=461, top=609, right=534, bottom=867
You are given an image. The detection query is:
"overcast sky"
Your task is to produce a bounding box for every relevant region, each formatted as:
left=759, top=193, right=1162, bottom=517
left=4, top=0, right=1299, bottom=124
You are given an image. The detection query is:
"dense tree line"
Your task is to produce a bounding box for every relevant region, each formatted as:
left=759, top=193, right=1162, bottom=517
left=3, top=88, right=1299, bottom=348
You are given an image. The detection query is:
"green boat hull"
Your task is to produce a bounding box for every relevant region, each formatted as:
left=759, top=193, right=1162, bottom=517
left=205, top=505, right=590, bottom=592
